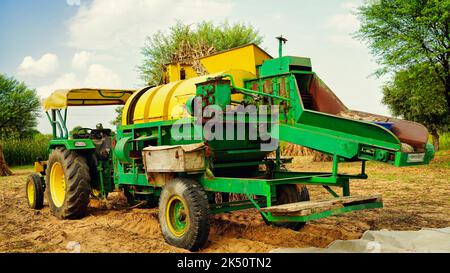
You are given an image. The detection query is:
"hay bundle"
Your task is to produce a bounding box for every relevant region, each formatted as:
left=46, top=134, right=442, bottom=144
left=170, top=39, right=215, bottom=76
left=281, top=144, right=332, bottom=162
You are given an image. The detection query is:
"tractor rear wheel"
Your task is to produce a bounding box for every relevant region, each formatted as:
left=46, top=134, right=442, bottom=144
left=159, top=178, right=210, bottom=252
left=264, top=185, right=310, bottom=231
left=46, top=147, right=91, bottom=220
left=26, top=174, right=44, bottom=210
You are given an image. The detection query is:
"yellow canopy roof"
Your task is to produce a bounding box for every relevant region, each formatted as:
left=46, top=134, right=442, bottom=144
left=43, top=88, right=135, bottom=110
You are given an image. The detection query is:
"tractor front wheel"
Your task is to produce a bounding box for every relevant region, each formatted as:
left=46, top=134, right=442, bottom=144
left=159, top=178, right=210, bottom=251
left=46, top=147, right=91, bottom=220
left=26, top=174, right=44, bottom=210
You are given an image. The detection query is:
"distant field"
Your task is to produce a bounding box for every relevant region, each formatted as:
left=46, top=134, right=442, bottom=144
left=0, top=135, right=50, bottom=167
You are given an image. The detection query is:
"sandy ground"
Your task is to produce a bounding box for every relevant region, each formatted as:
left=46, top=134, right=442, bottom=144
left=0, top=151, right=449, bottom=253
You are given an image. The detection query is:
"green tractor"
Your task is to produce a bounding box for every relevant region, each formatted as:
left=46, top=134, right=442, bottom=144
left=26, top=42, right=434, bottom=251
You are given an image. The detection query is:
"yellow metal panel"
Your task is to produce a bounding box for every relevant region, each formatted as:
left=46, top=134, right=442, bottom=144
left=143, top=86, right=164, bottom=123
left=167, top=64, right=180, bottom=82
left=146, top=81, right=181, bottom=122
left=34, top=161, right=46, bottom=173
left=43, top=89, right=135, bottom=110
left=163, top=81, right=185, bottom=120
left=184, top=66, right=198, bottom=79
left=121, top=87, right=149, bottom=125
left=200, top=44, right=272, bottom=76
left=166, top=64, right=199, bottom=83
left=133, top=84, right=168, bottom=123
left=253, top=46, right=272, bottom=68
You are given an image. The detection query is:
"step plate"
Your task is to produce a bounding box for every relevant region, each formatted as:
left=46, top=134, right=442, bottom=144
left=262, top=195, right=382, bottom=216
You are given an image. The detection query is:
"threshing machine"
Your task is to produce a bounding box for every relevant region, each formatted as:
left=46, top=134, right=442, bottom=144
left=26, top=38, right=435, bottom=251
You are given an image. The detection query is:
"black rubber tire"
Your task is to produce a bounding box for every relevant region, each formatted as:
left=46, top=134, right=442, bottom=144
left=264, top=185, right=310, bottom=231
left=26, top=174, right=44, bottom=210
left=159, top=178, right=210, bottom=252
left=46, top=147, right=91, bottom=220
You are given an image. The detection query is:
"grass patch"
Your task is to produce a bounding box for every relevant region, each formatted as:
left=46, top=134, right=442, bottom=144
left=440, top=133, right=450, bottom=150
left=10, top=165, right=34, bottom=171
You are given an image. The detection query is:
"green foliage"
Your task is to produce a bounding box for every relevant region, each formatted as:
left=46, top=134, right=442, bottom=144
left=138, top=21, right=263, bottom=85
left=383, top=63, right=450, bottom=135
left=356, top=0, right=450, bottom=109
left=0, top=134, right=51, bottom=167
left=112, top=106, right=124, bottom=127
left=440, top=132, right=450, bottom=150
left=70, top=126, right=89, bottom=137
left=0, top=74, right=41, bottom=138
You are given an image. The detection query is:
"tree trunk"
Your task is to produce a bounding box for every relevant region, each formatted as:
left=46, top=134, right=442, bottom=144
left=431, top=131, right=440, bottom=152
left=0, top=144, right=12, bottom=176
left=445, top=79, right=450, bottom=114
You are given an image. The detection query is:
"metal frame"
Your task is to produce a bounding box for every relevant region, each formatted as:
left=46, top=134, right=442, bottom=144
left=200, top=155, right=377, bottom=223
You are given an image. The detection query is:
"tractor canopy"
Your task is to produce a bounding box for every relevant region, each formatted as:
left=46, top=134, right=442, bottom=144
left=43, top=88, right=135, bottom=110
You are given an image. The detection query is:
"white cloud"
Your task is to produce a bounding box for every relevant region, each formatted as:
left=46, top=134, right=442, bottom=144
left=341, top=1, right=359, bottom=11
left=17, top=53, right=59, bottom=77
left=84, top=64, right=122, bottom=88
left=37, top=64, right=122, bottom=98
left=325, top=1, right=360, bottom=33
left=72, top=51, right=92, bottom=69
left=272, top=12, right=283, bottom=20
left=324, top=1, right=361, bottom=47
left=325, top=12, right=360, bottom=33
left=37, top=73, right=80, bottom=98
left=67, top=0, right=81, bottom=6
left=67, top=0, right=234, bottom=51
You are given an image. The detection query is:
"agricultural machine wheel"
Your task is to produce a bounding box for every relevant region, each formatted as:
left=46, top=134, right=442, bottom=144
left=264, top=185, right=310, bottom=231
left=26, top=174, right=44, bottom=210
left=46, top=147, right=91, bottom=220
left=159, top=178, right=210, bottom=252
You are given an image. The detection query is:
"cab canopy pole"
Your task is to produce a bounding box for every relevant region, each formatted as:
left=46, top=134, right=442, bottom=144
left=46, top=109, right=68, bottom=139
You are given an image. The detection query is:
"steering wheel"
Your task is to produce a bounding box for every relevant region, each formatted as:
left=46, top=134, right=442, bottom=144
left=74, top=128, right=92, bottom=134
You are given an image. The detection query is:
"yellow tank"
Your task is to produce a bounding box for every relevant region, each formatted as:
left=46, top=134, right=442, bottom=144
left=122, top=69, right=256, bottom=125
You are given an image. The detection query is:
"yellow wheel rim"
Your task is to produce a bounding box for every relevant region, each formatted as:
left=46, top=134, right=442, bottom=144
left=166, top=195, right=189, bottom=237
left=27, top=179, right=35, bottom=206
left=50, top=162, right=66, bottom=208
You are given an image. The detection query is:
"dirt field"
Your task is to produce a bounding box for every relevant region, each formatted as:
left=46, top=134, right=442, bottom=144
left=0, top=151, right=449, bottom=253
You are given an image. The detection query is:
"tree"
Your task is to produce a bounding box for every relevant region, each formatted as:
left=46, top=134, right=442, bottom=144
left=0, top=74, right=41, bottom=138
left=356, top=0, right=450, bottom=150
left=356, top=0, right=450, bottom=112
left=383, top=63, right=449, bottom=150
left=138, top=21, right=263, bottom=85
left=112, top=107, right=123, bottom=127
left=0, top=74, right=41, bottom=176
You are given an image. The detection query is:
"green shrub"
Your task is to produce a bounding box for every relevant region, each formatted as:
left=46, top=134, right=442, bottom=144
left=440, top=133, right=450, bottom=150
left=0, top=134, right=51, bottom=167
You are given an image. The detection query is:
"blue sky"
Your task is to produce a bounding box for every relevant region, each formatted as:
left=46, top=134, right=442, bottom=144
left=0, top=0, right=390, bottom=133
